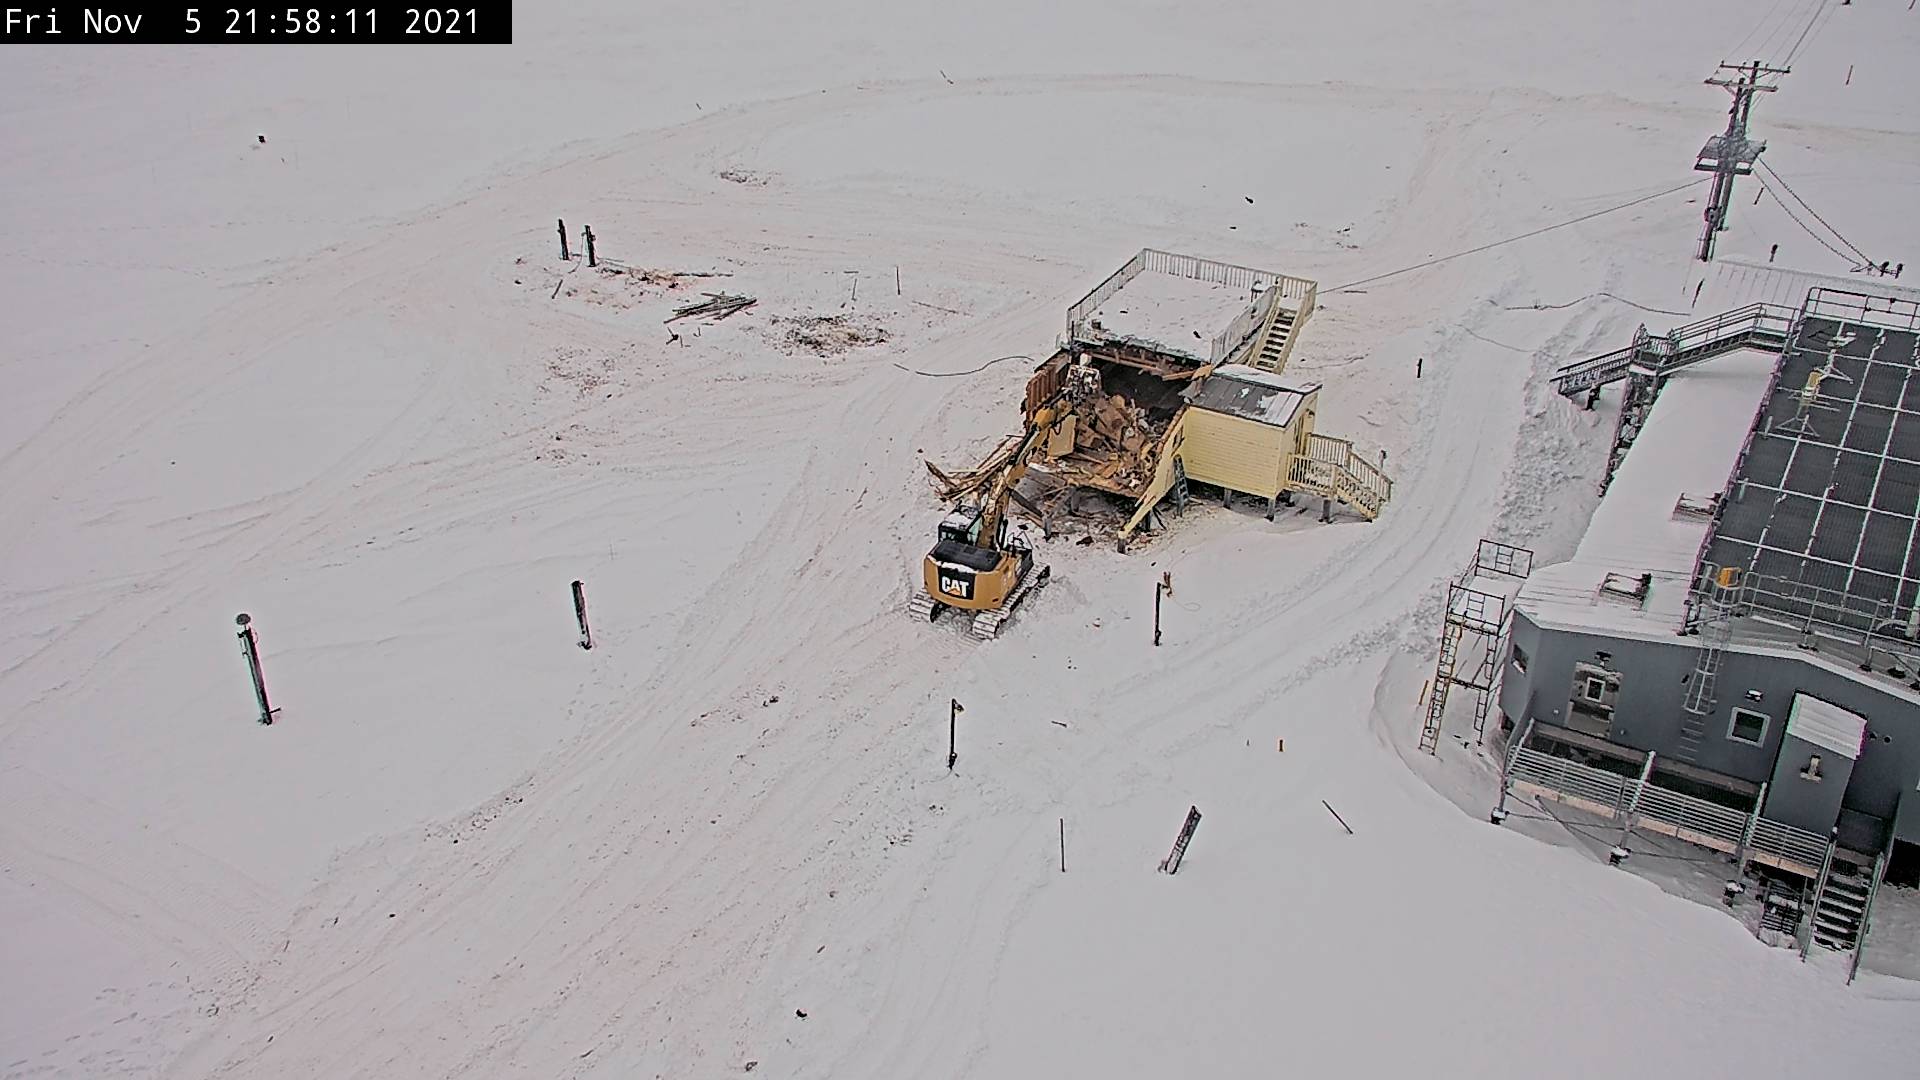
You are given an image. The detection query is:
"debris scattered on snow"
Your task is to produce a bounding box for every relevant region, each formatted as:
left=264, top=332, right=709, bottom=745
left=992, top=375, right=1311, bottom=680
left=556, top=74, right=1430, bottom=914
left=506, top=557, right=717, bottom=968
left=773, top=313, right=890, bottom=355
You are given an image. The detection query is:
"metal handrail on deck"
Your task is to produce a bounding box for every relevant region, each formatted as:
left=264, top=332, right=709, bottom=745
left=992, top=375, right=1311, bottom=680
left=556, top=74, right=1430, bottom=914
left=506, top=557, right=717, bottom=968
left=1550, top=303, right=1795, bottom=395
left=1687, top=562, right=1920, bottom=672
left=1805, top=286, right=1920, bottom=332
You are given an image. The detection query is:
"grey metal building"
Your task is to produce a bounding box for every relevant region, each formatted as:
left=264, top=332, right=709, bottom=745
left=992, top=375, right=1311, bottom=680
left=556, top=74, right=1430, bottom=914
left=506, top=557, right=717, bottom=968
left=1495, top=286, right=1920, bottom=968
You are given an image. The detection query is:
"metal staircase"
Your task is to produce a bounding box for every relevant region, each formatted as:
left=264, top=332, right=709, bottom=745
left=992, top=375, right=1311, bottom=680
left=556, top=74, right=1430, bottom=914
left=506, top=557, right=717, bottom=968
left=1550, top=303, right=1794, bottom=399
left=1798, top=832, right=1839, bottom=959
left=1599, top=365, right=1666, bottom=493
left=1811, top=868, right=1871, bottom=952
left=1848, top=847, right=1890, bottom=983
left=1759, top=876, right=1805, bottom=936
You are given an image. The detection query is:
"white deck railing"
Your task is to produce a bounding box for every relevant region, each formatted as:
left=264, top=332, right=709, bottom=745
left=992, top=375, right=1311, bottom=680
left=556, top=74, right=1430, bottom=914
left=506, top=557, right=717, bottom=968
left=1507, top=746, right=1831, bottom=876
left=1066, top=248, right=1319, bottom=356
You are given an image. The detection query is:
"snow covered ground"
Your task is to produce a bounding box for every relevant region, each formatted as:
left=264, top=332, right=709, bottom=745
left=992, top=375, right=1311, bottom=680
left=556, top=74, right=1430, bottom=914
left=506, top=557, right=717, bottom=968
left=5, top=2, right=1920, bottom=1077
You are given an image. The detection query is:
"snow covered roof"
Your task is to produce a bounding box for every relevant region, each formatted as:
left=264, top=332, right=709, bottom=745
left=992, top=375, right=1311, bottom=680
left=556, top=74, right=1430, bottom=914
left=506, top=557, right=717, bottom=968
left=1184, top=367, right=1318, bottom=427
left=1516, top=348, right=1778, bottom=638
left=1785, top=693, right=1867, bottom=759
left=1695, top=258, right=1920, bottom=315
left=1085, top=271, right=1259, bottom=363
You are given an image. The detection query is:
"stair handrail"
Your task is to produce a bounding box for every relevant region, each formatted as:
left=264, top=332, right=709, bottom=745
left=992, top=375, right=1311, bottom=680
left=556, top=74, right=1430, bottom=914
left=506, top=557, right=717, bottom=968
left=1847, top=844, right=1891, bottom=985
left=1550, top=303, right=1797, bottom=392
left=1800, top=828, right=1840, bottom=960
left=1212, top=285, right=1283, bottom=365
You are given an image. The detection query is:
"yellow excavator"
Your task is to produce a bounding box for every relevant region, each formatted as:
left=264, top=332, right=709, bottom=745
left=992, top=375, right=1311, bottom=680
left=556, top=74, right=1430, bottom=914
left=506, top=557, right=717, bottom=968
left=908, top=406, right=1057, bottom=640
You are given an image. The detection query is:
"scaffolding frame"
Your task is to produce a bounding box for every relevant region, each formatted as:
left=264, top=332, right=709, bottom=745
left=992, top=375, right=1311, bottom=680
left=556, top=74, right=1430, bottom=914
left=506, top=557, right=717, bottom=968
left=1420, top=539, right=1536, bottom=754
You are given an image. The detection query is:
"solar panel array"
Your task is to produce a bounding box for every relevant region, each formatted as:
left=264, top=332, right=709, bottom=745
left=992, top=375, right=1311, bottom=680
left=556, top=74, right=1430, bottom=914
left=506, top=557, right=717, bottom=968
left=1700, top=308, right=1920, bottom=627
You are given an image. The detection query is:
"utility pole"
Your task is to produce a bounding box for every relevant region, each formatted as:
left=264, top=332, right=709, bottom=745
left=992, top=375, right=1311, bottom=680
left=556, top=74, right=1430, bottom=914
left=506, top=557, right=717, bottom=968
left=1695, top=60, right=1789, bottom=262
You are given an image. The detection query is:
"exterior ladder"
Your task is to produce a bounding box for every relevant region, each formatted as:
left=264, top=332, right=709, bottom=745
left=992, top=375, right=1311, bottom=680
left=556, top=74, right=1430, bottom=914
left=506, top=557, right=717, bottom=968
left=1420, top=623, right=1461, bottom=754
left=1680, top=575, right=1739, bottom=761
left=1474, top=613, right=1514, bottom=739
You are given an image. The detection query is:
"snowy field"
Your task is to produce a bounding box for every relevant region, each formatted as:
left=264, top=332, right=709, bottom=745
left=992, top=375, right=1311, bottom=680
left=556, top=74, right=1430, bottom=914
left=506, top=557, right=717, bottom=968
left=5, top=1, right=1920, bottom=1077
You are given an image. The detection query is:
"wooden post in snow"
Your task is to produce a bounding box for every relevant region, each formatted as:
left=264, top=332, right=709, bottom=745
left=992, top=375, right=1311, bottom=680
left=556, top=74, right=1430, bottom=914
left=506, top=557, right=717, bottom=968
left=558, top=219, right=570, bottom=260
left=583, top=226, right=597, bottom=268
left=572, top=580, right=593, bottom=650
left=235, top=614, right=278, bottom=725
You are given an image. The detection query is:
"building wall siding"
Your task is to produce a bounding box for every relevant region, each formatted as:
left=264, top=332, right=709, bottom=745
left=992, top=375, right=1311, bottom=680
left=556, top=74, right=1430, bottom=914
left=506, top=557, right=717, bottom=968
left=1180, top=409, right=1288, bottom=499
left=1502, top=610, right=1920, bottom=846
left=1765, top=731, right=1854, bottom=836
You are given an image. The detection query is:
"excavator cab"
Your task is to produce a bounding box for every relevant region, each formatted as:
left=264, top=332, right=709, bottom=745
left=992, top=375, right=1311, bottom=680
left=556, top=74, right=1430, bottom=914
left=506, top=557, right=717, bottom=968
left=908, top=406, right=1055, bottom=638
left=926, top=505, right=1027, bottom=610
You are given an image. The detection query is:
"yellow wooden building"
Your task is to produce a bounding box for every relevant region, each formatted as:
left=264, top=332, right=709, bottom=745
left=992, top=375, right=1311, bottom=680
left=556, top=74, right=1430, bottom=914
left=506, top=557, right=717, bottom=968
left=1178, top=365, right=1319, bottom=505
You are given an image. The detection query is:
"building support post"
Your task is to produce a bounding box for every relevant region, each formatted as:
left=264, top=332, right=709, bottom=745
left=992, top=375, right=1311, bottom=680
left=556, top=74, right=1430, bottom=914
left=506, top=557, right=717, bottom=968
left=1734, top=780, right=1766, bottom=876
left=1492, top=717, right=1535, bottom=823
left=1621, top=751, right=1655, bottom=844
left=948, top=698, right=961, bottom=771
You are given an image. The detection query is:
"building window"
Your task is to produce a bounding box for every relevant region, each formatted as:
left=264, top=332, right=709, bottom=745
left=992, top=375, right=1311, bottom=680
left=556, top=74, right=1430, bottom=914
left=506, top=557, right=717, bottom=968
left=1511, top=644, right=1529, bottom=673
left=1727, top=707, right=1769, bottom=746
left=1582, top=676, right=1608, bottom=703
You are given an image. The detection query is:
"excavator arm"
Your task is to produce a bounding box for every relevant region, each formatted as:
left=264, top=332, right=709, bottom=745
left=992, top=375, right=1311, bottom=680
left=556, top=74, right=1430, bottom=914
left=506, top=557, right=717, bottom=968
left=976, top=407, right=1054, bottom=550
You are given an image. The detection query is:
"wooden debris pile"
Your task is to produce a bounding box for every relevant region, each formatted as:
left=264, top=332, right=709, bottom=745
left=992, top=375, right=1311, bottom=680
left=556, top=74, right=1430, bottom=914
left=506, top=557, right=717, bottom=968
left=775, top=313, right=890, bottom=356
left=667, top=293, right=757, bottom=323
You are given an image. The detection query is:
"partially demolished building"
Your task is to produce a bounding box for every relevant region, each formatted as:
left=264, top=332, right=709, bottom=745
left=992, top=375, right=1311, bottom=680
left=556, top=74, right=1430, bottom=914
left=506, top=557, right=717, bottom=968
left=932, top=248, right=1391, bottom=546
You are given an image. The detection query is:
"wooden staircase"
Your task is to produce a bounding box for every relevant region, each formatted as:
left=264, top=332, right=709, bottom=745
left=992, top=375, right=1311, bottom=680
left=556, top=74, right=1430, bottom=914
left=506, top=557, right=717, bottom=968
left=1287, top=433, right=1392, bottom=521
left=1231, top=277, right=1315, bottom=375
left=1245, top=308, right=1299, bottom=373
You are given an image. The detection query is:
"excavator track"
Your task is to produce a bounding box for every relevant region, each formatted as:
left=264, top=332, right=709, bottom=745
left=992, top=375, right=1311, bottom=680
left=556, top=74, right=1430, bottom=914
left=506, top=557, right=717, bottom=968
left=906, top=590, right=942, bottom=621
left=969, top=564, right=1052, bottom=640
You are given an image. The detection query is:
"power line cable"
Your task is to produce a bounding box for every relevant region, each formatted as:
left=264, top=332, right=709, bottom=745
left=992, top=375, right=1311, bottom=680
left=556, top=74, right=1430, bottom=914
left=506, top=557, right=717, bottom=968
left=1497, top=293, right=1693, bottom=317
left=1762, top=0, right=1820, bottom=61
left=1757, top=175, right=1861, bottom=266
left=891, top=353, right=1030, bottom=378
left=1783, top=0, right=1836, bottom=65
left=1725, top=0, right=1792, bottom=63
left=1329, top=179, right=1708, bottom=293
left=1757, top=158, right=1873, bottom=265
